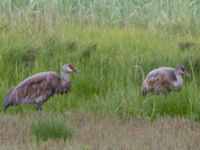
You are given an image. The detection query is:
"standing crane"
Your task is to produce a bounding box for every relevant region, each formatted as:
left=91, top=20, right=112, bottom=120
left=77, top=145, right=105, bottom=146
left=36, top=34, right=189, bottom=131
left=3, top=64, right=78, bottom=111
left=141, top=65, right=189, bottom=95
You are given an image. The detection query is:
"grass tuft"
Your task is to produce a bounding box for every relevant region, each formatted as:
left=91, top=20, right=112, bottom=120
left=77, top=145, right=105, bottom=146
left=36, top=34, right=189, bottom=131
left=31, top=117, right=73, bottom=141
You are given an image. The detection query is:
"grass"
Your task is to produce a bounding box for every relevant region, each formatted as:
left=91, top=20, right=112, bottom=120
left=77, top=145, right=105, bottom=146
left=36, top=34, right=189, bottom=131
left=1, top=112, right=200, bottom=149
left=1, top=0, right=200, bottom=30
left=1, top=25, right=200, bottom=121
left=31, top=116, right=73, bottom=141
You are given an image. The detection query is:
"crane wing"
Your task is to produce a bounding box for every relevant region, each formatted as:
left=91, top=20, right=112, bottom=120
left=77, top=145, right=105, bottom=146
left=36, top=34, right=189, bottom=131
left=15, top=72, right=60, bottom=101
left=147, top=69, right=177, bottom=85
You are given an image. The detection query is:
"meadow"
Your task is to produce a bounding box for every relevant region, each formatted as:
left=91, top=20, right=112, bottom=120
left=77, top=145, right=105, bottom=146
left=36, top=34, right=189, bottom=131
left=1, top=0, right=200, bottom=149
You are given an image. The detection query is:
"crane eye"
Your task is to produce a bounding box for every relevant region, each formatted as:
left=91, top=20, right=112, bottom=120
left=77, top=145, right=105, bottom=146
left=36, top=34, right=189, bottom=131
left=181, top=67, right=186, bottom=72
left=68, top=64, right=74, bottom=70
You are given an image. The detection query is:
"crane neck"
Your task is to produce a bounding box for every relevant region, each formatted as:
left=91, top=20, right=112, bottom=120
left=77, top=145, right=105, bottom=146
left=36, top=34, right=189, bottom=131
left=174, top=70, right=183, bottom=85
left=61, top=70, right=70, bottom=83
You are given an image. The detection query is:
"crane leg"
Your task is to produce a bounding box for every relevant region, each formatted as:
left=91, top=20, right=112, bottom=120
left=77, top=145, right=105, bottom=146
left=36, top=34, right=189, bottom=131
left=37, top=102, right=43, bottom=111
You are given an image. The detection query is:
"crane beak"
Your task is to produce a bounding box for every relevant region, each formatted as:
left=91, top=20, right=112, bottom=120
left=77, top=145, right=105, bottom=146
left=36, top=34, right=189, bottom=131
left=185, top=72, right=190, bottom=77
left=73, top=68, right=80, bottom=73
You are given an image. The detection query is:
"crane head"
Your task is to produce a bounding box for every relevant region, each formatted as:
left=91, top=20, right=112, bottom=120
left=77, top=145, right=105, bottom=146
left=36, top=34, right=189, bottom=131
left=63, top=64, right=79, bottom=73
left=176, top=65, right=190, bottom=76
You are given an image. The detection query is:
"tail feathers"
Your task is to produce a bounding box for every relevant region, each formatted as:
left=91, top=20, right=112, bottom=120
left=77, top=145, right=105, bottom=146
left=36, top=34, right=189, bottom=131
left=3, top=88, right=14, bottom=112
left=141, top=84, right=148, bottom=96
left=3, top=99, right=11, bottom=112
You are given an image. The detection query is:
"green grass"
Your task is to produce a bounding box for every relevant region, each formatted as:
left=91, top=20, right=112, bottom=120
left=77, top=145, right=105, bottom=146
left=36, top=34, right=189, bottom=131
left=31, top=116, right=73, bottom=141
left=0, top=0, right=200, bottom=122
left=1, top=25, right=200, bottom=121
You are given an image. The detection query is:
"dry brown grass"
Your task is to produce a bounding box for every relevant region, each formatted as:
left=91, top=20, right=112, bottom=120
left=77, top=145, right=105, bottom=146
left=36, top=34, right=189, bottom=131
left=0, top=111, right=200, bottom=150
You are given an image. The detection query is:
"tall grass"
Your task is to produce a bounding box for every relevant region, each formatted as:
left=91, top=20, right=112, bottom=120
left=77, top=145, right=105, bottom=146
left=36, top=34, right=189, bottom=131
left=0, top=0, right=200, bottom=31
left=0, top=0, right=200, bottom=121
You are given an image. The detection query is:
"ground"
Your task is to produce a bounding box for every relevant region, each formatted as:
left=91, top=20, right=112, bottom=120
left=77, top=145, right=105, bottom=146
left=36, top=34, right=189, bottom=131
left=1, top=111, right=200, bottom=150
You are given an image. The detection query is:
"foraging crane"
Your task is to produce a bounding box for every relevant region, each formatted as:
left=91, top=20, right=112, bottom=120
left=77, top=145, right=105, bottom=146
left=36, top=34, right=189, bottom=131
left=3, top=64, right=78, bottom=111
left=141, top=65, right=189, bottom=95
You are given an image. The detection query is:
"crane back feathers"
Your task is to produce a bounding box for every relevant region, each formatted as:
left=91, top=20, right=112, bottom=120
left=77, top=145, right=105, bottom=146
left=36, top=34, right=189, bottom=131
left=141, top=68, right=182, bottom=95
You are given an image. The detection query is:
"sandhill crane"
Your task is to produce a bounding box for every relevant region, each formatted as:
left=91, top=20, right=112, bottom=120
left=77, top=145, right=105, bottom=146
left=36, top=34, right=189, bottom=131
left=3, top=64, right=78, bottom=111
left=141, top=65, right=189, bottom=95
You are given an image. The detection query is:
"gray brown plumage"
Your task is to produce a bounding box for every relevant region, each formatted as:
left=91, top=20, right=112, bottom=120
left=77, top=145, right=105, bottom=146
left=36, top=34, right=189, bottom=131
left=141, top=65, right=189, bottom=95
left=3, top=64, right=78, bottom=111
